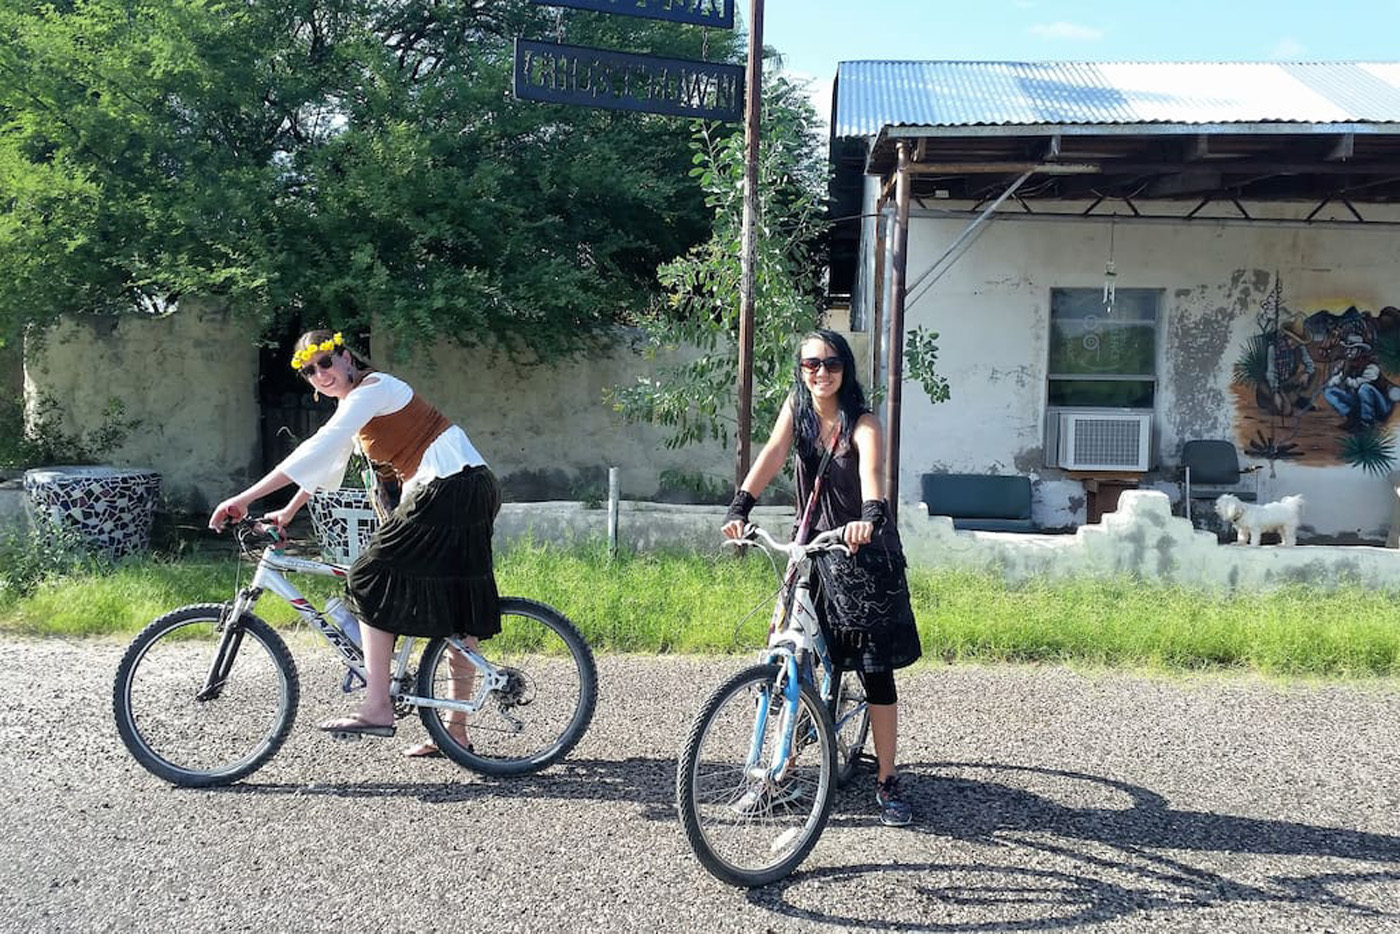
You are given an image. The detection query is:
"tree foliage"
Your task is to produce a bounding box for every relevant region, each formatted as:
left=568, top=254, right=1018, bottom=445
left=0, top=0, right=738, bottom=353
left=609, top=68, right=827, bottom=453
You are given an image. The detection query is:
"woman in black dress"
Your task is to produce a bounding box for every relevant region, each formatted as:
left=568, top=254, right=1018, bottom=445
left=721, top=329, right=921, bottom=826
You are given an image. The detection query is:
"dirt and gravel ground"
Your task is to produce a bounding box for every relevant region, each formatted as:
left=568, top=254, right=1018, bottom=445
left=5, top=636, right=1400, bottom=933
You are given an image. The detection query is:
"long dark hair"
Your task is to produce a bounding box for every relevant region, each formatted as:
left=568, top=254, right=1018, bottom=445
left=791, top=329, right=869, bottom=458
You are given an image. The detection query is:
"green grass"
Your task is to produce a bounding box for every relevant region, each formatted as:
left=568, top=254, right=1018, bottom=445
left=3, top=542, right=1399, bottom=678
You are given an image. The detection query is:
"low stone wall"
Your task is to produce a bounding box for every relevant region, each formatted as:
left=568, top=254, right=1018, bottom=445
left=495, top=491, right=1400, bottom=592
left=902, top=489, right=1400, bottom=592
left=496, top=502, right=795, bottom=552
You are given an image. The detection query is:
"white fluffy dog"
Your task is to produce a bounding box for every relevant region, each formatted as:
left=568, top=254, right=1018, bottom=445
left=1214, top=493, right=1305, bottom=546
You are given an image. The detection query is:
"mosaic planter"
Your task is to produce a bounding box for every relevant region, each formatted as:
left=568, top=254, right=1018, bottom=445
left=307, top=488, right=380, bottom=566
left=23, top=466, right=161, bottom=559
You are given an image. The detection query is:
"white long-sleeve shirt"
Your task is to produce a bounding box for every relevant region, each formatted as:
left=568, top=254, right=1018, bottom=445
left=277, top=373, right=485, bottom=501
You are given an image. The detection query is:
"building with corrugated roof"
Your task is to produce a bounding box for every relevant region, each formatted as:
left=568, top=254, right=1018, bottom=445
left=830, top=60, right=1400, bottom=540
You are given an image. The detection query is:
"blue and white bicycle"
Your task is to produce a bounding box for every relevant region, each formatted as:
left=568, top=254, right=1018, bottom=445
left=676, top=524, right=872, bottom=887
left=113, top=518, right=596, bottom=787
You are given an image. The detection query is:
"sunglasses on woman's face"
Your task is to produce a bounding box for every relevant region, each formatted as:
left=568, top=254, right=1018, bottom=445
left=800, top=356, right=844, bottom=374
left=299, top=353, right=337, bottom=379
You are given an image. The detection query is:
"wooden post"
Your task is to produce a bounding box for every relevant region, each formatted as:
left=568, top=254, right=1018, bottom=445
left=884, top=142, right=913, bottom=521
left=606, top=466, right=620, bottom=557
left=735, top=0, right=763, bottom=487
left=869, top=193, right=889, bottom=391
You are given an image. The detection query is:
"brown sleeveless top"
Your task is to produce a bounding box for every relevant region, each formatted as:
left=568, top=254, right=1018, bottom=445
left=357, top=394, right=452, bottom=481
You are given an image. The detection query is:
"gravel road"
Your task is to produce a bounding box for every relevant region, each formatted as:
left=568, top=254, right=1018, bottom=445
left=5, top=636, right=1400, bottom=933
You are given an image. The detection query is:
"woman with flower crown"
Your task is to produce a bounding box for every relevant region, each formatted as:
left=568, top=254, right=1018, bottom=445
left=209, top=330, right=495, bottom=753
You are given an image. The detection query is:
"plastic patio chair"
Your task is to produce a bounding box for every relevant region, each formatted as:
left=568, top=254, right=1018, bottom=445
left=1181, top=440, right=1263, bottom=523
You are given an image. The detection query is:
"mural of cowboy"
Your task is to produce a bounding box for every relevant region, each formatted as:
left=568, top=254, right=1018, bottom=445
left=1324, top=331, right=1396, bottom=432
left=1262, top=317, right=1317, bottom=417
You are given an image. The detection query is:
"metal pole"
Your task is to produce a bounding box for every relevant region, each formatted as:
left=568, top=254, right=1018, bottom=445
left=606, top=467, right=620, bottom=557
left=884, top=142, right=913, bottom=521
left=735, top=0, right=763, bottom=487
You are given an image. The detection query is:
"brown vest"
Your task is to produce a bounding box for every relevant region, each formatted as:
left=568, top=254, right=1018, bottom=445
left=357, top=394, right=452, bottom=480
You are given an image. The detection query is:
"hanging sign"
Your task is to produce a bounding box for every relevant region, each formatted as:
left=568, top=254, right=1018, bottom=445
left=528, top=0, right=735, bottom=28
left=514, top=40, right=744, bottom=121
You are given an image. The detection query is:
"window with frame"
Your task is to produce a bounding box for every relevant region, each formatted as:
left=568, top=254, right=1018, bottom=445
left=1047, top=288, right=1160, bottom=409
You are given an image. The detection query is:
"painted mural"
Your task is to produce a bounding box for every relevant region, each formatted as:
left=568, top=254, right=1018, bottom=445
left=1232, top=279, right=1400, bottom=475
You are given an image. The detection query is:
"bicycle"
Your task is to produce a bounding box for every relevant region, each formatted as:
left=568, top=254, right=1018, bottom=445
left=676, top=524, right=872, bottom=887
left=113, top=518, right=597, bottom=787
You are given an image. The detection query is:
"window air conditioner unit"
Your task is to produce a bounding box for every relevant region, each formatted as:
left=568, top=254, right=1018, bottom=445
left=1056, top=411, right=1152, bottom=472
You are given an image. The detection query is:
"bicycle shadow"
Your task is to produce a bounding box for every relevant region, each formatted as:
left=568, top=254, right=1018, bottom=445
left=752, top=759, right=1400, bottom=930
left=206, top=755, right=681, bottom=817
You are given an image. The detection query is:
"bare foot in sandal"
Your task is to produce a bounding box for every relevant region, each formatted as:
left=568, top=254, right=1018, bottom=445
left=402, top=733, right=472, bottom=758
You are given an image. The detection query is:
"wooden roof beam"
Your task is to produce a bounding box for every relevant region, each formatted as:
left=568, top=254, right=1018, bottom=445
left=906, top=161, right=1100, bottom=175
left=1326, top=133, right=1356, bottom=161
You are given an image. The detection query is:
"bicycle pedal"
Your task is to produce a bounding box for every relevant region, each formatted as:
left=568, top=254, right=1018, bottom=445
left=328, top=730, right=364, bottom=743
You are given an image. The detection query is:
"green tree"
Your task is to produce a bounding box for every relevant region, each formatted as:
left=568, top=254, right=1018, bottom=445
left=0, top=0, right=738, bottom=353
left=609, top=67, right=827, bottom=452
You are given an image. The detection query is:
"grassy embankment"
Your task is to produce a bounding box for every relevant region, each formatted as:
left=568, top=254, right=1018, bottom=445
left=2, top=540, right=1397, bottom=678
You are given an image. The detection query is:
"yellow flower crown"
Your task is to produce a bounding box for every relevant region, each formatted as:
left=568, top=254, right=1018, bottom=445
left=290, top=332, right=344, bottom=371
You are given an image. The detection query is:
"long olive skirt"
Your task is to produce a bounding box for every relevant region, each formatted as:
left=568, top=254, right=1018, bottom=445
left=346, top=465, right=501, bottom=639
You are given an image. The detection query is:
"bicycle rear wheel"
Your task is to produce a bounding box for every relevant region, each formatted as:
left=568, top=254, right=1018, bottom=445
left=416, top=597, right=596, bottom=776
left=677, top=663, right=837, bottom=887
left=831, top=669, right=870, bottom=787
left=112, top=603, right=299, bottom=787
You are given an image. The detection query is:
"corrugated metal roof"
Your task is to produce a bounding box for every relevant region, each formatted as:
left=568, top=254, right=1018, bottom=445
left=834, top=61, right=1400, bottom=138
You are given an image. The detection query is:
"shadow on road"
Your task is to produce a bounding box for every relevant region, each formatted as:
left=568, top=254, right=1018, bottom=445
left=208, top=756, right=1400, bottom=929
left=759, top=759, right=1400, bottom=930
left=207, top=755, right=680, bottom=819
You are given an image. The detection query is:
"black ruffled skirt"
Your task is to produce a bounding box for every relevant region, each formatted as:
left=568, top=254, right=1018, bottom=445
left=811, top=540, right=922, bottom=674
left=346, top=465, right=501, bottom=639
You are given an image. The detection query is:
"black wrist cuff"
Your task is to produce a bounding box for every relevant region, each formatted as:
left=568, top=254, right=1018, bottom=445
left=725, top=490, right=757, bottom=524
left=860, top=499, right=888, bottom=529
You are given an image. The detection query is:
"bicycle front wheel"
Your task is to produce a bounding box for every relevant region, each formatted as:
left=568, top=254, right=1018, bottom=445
left=112, top=603, right=299, bottom=787
left=416, top=597, right=597, bottom=776
left=831, top=669, right=870, bottom=787
left=677, top=663, right=837, bottom=887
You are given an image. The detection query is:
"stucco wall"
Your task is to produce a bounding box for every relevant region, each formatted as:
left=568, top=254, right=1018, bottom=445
left=881, top=196, right=1400, bottom=542
left=380, top=334, right=732, bottom=503
left=24, top=301, right=260, bottom=511
left=24, top=310, right=736, bottom=511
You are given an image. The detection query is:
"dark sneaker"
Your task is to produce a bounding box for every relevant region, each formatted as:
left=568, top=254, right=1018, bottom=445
left=875, top=775, right=913, bottom=827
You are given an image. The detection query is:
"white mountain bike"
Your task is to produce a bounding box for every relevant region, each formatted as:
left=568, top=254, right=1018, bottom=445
left=113, top=518, right=596, bottom=787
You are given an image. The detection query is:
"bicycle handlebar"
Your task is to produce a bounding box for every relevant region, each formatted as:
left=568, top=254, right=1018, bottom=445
left=725, top=524, right=852, bottom=560
left=231, top=515, right=283, bottom=547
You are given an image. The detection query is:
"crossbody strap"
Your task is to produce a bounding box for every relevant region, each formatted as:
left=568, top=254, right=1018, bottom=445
left=793, top=425, right=839, bottom=545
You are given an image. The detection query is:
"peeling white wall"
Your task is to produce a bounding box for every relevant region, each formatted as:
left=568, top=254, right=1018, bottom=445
left=879, top=196, right=1400, bottom=541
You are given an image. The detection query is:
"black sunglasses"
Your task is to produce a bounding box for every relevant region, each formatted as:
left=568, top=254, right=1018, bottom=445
left=799, top=356, right=844, bottom=374
left=298, top=352, right=339, bottom=379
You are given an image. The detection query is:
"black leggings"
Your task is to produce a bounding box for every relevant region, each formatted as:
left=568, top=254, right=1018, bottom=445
left=856, top=668, right=897, bottom=706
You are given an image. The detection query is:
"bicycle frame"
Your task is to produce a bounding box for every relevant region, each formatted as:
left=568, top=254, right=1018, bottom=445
left=204, top=528, right=506, bottom=717
left=740, top=527, right=860, bottom=784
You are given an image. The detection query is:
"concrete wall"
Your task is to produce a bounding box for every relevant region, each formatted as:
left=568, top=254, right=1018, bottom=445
left=876, top=195, right=1400, bottom=542
left=23, top=301, right=261, bottom=512
left=24, top=309, right=735, bottom=511
left=381, top=334, right=732, bottom=503
left=902, top=489, right=1400, bottom=592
